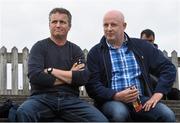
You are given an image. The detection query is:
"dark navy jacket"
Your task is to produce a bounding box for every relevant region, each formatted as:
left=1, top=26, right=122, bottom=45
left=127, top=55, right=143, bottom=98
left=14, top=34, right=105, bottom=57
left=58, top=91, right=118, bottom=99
left=86, top=33, right=176, bottom=106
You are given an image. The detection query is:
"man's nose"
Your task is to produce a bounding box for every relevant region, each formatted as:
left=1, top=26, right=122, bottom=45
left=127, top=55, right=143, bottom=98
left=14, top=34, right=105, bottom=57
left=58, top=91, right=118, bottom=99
left=56, top=21, right=61, bottom=27
left=107, top=25, right=112, bottom=30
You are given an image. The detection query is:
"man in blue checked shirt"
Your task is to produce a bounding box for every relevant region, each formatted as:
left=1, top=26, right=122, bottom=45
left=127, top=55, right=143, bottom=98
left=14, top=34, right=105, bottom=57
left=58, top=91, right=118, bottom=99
left=86, top=10, right=176, bottom=122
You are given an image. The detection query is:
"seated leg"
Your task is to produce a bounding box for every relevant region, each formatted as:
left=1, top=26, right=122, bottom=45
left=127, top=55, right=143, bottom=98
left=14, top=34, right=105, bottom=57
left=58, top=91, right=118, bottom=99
left=100, top=101, right=131, bottom=122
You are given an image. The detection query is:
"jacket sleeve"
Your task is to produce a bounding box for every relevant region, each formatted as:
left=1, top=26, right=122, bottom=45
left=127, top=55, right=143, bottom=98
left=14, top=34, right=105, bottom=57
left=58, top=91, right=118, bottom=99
left=85, top=47, right=116, bottom=102
left=28, top=41, right=55, bottom=87
left=72, top=67, right=90, bottom=86
left=71, top=46, right=90, bottom=86
left=148, top=45, right=176, bottom=95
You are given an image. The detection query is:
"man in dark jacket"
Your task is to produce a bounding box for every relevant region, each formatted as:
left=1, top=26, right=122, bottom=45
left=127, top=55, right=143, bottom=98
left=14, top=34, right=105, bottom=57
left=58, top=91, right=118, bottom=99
left=140, top=29, right=179, bottom=100
left=86, top=10, right=176, bottom=122
left=16, top=8, right=108, bottom=122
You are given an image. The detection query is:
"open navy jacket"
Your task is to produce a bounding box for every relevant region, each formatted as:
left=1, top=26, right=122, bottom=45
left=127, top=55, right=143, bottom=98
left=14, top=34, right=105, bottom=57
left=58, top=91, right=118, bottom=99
left=86, top=33, right=176, bottom=105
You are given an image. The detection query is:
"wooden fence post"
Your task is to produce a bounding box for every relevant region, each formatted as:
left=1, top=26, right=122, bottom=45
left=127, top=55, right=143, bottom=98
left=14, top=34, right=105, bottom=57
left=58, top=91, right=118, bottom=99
left=163, top=50, right=179, bottom=89
left=0, top=47, right=7, bottom=95
left=171, top=51, right=179, bottom=89
left=11, top=47, right=19, bottom=95
left=83, top=49, right=88, bottom=61
left=22, top=47, right=29, bottom=95
left=163, top=50, right=168, bottom=58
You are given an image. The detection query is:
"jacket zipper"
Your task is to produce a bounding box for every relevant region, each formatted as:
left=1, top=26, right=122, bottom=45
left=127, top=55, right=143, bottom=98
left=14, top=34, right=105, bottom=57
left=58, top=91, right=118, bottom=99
left=102, top=48, right=111, bottom=88
left=133, top=48, right=152, bottom=97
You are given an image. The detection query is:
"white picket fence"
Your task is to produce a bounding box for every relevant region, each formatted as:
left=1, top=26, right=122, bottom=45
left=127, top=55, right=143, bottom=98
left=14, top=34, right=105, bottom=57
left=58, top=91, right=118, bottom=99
left=0, top=46, right=179, bottom=95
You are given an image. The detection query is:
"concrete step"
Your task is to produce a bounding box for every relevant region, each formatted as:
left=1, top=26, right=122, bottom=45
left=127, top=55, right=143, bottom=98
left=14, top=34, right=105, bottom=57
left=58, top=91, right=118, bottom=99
left=0, top=95, right=28, bottom=100
left=0, top=95, right=180, bottom=121
left=171, top=108, right=180, bottom=114
left=176, top=113, right=180, bottom=122
left=162, top=100, right=180, bottom=121
left=162, top=100, right=180, bottom=114
left=162, top=100, right=180, bottom=106
left=0, top=118, right=8, bottom=122
left=165, top=105, right=180, bottom=108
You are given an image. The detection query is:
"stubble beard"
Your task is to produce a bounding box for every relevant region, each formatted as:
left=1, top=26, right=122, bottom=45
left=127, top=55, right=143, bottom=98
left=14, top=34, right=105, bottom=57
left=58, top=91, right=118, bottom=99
left=53, top=33, right=67, bottom=40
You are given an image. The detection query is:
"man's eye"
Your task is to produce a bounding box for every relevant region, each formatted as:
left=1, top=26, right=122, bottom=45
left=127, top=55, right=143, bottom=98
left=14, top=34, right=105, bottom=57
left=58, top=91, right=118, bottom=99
left=60, top=21, right=66, bottom=24
left=111, top=23, right=116, bottom=27
left=51, top=20, right=57, bottom=24
left=104, top=24, right=108, bottom=27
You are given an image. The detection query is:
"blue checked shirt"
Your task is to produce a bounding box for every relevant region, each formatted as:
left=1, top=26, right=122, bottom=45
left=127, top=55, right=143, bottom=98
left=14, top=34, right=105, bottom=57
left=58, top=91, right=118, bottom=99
left=107, top=40, right=142, bottom=95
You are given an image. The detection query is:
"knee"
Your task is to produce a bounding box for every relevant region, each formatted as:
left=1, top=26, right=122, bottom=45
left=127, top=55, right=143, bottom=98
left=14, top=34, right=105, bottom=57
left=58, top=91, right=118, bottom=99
left=168, top=112, right=176, bottom=122
left=16, top=107, right=25, bottom=121
left=101, top=101, right=131, bottom=122
left=16, top=107, right=24, bottom=116
left=94, top=115, right=109, bottom=122
left=110, top=109, right=130, bottom=122
left=156, top=103, right=176, bottom=122
left=161, top=109, right=176, bottom=122
left=87, top=109, right=109, bottom=122
left=16, top=106, right=35, bottom=122
left=16, top=107, right=28, bottom=121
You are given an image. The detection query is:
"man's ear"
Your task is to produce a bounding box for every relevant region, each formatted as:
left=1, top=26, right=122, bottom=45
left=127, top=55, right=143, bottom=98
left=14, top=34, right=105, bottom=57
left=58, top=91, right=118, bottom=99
left=123, top=22, right=127, bottom=30
left=68, top=26, right=71, bottom=31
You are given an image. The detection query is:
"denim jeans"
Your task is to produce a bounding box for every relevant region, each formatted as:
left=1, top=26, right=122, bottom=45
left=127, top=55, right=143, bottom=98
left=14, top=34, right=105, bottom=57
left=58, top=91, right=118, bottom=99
left=16, top=92, right=108, bottom=122
left=100, top=96, right=176, bottom=122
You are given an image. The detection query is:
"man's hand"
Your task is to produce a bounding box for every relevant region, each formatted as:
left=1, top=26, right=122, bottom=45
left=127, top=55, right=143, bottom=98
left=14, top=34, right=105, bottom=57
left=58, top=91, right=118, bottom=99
left=143, top=92, right=163, bottom=111
left=44, top=68, right=48, bottom=74
left=113, top=87, right=139, bottom=103
left=53, top=78, right=65, bottom=85
left=71, top=63, right=85, bottom=71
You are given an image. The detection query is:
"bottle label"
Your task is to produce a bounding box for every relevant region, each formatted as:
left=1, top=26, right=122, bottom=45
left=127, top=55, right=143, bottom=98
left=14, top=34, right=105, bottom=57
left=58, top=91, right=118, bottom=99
left=132, top=97, right=142, bottom=112
left=129, top=85, right=142, bottom=112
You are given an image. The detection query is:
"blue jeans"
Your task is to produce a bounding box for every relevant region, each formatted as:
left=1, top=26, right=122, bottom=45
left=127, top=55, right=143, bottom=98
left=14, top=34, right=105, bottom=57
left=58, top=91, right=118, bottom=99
left=100, top=96, right=176, bottom=122
left=16, top=92, right=108, bottom=122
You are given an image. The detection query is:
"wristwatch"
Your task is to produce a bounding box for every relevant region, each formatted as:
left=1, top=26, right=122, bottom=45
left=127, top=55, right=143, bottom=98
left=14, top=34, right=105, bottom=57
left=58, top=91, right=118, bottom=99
left=47, top=68, right=53, bottom=74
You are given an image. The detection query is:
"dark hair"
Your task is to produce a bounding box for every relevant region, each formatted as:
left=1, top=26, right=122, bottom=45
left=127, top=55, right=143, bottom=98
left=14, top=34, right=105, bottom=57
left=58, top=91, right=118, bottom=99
left=140, top=29, right=155, bottom=39
left=49, top=8, right=72, bottom=27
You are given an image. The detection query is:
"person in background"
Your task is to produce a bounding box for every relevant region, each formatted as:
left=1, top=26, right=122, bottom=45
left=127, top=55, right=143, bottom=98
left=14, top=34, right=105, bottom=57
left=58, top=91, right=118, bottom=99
left=141, top=29, right=180, bottom=100
left=140, top=29, right=158, bottom=90
left=16, top=7, right=108, bottom=122
left=86, top=10, right=176, bottom=122
left=140, top=29, right=158, bottom=48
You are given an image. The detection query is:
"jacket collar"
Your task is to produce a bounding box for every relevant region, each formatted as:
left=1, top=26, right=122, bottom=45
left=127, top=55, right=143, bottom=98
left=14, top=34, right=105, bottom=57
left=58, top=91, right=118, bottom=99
left=99, top=32, right=143, bottom=58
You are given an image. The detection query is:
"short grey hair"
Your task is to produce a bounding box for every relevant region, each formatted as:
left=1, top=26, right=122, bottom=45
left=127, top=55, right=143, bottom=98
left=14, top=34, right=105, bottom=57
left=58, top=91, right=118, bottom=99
left=49, top=8, right=72, bottom=27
